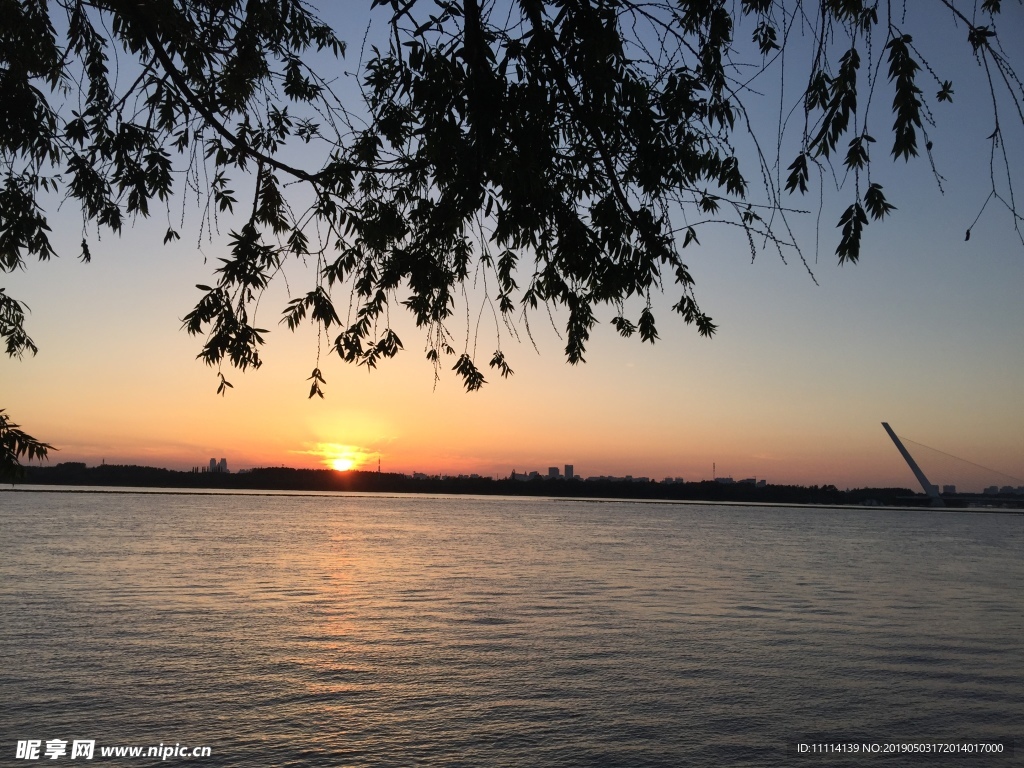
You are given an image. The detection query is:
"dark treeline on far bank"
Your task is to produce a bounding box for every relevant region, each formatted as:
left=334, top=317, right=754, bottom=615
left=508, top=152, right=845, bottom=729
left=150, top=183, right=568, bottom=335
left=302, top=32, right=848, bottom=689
left=12, top=461, right=1024, bottom=509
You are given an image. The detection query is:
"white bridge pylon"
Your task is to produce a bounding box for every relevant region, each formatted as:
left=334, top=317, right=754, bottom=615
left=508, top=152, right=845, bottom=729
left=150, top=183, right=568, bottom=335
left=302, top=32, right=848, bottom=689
left=881, top=423, right=944, bottom=507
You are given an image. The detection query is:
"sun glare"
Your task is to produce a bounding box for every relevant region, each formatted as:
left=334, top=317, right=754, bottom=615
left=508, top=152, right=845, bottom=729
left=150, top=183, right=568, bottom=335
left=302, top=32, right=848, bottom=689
left=302, top=442, right=370, bottom=472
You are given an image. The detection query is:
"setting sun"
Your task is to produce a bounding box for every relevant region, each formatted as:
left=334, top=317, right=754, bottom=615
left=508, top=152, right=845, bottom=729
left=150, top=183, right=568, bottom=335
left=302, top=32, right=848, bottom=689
left=301, top=442, right=370, bottom=472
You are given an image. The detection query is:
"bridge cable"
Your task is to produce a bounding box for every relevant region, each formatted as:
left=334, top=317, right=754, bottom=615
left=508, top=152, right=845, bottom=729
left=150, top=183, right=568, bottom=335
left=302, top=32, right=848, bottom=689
left=897, top=435, right=1024, bottom=484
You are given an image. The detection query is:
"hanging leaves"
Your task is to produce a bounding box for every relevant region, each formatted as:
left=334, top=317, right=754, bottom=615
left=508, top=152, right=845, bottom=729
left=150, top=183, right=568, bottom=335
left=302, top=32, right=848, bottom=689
left=836, top=203, right=869, bottom=264
left=886, top=35, right=923, bottom=161
left=0, top=0, right=1020, bottom=403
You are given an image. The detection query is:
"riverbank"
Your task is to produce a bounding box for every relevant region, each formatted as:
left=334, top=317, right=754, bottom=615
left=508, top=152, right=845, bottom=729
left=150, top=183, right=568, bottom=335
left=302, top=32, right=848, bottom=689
left=10, top=462, right=1024, bottom=509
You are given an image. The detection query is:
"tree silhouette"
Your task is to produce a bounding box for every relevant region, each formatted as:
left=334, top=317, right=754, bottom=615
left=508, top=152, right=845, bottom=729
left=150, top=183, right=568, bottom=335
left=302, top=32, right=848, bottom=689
left=0, top=409, right=55, bottom=480
left=2, top=0, right=1022, bottom=472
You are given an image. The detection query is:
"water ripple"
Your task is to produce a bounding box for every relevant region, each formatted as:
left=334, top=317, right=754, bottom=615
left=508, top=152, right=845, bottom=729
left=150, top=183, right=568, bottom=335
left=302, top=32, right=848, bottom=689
left=2, top=493, right=1021, bottom=766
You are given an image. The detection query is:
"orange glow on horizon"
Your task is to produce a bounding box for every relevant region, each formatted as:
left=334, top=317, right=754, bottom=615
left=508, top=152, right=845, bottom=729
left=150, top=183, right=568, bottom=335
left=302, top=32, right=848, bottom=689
left=299, top=442, right=371, bottom=472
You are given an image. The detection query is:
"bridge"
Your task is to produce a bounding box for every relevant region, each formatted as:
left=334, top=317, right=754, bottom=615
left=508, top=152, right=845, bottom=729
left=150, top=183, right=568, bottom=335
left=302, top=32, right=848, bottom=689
left=882, top=423, right=1024, bottom=509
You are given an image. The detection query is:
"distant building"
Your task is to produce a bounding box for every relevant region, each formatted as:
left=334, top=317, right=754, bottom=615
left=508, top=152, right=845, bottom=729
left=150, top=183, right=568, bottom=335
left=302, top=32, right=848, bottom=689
left=715, top=477, right=735, bottom=484
left=984, top=486, right=1000, bottom=495
left=942, top=485, right=957, bottom=494
left=512, top=470, right=542, bottom=481
left=206, top=457, right=229, bottom=474
left=564, top=464, right=574, bottom=480
left=548, top=466, right=560, bottom=479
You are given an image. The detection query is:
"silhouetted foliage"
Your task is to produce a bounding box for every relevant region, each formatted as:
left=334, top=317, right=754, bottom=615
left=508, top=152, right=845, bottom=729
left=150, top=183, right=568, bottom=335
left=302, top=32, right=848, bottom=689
left=2, top=1, right=1023, bottom=468
left=0, top=409, right=55, bottom=479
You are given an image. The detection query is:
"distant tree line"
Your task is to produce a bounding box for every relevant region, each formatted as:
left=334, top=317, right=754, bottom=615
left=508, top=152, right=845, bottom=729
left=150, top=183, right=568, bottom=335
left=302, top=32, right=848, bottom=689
left=6, top=461, right=954, bottom=507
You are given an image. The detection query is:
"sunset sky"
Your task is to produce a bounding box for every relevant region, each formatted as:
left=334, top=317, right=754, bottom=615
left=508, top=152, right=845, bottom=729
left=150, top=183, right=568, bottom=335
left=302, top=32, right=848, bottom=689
left=3, top=4, right=1023, bottom=491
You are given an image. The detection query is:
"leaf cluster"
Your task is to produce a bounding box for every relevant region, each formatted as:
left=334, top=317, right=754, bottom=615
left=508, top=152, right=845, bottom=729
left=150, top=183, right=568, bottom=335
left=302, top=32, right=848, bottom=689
left=0, top=409, right=55, bottom=480
left=1, top=0, right=1022, bottom=402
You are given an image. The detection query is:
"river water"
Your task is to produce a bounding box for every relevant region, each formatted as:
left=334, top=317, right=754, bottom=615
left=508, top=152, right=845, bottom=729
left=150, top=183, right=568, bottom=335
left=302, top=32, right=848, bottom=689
left=1, top=490, right=1020, bottom=766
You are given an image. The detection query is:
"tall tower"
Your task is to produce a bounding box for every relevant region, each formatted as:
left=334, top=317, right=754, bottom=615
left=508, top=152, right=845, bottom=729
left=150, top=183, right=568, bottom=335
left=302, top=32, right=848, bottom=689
left=881, top=423, right=943, bottom=507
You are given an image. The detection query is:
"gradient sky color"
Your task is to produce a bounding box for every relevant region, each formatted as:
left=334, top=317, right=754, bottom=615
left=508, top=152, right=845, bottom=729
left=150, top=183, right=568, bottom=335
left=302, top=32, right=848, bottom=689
left=3, top=3, right=1023, bottom=491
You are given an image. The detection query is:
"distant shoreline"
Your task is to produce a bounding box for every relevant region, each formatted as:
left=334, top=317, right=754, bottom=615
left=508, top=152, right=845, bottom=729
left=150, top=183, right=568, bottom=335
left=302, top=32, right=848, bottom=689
left=3, top=484, right=1023, bottom=515
left=6, top=463, right=1024, bottom=512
